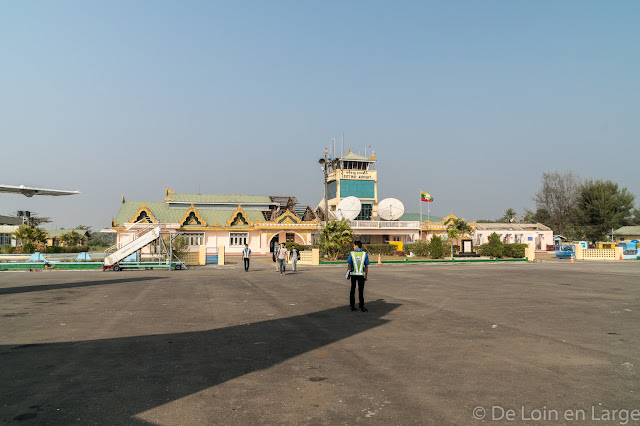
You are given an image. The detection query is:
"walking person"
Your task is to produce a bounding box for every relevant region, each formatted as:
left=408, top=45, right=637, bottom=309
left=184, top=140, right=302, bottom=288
left=273, top=242, right=279, bottom=271
left=290, top=245, right=299, bottom=272
left=346, top=240, right=370, bottom=312
left=277, top=243, right=288, bottom=275
left=242, top=243, right=251, bottom=272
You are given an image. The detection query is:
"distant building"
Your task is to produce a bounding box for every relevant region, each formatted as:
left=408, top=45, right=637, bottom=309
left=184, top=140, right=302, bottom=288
left=45, top=229, right=91, bottom=247
left=612, top=226, right=640, bottom=244
left=0, top=215, right=21, bottom=248
left=473, top=223, right=552, bottom=250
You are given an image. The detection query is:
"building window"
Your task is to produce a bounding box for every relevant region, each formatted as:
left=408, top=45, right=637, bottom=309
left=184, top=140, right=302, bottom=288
left=339, top=180, right=375, bottom=199
left=182, top=233, right=204, bottom=246
left=286, top=233, right=295, bottom=243
left=230, top=232, right=248, bottom=247
left=0, top=233, right=12, bottom=246
left=356, top=203, right=372, bottom=220
left=327, top=180, right=337, bottom=199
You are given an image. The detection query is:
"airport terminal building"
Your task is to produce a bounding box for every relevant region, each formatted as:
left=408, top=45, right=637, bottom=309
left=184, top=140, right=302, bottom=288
left=111, top=151, right=468, bottom=260
left=112, top=189, right=319, bottom=260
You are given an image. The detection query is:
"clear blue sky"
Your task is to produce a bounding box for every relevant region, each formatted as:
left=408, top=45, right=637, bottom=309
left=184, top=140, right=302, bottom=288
left=1, top=1, right=638, bottom=230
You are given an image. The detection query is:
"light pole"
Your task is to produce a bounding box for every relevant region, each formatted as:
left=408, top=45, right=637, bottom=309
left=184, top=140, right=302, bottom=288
left=318, top=148, right=329, bottom=226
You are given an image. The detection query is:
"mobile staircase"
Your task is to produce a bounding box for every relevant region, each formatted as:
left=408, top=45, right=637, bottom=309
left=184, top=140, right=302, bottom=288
left=103, top=221, right=162, bottom=271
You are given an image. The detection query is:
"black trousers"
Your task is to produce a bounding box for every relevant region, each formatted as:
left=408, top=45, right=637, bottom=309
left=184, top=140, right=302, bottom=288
left=243, top=258, right=250, bottom=271
left=350, top=275, right=365, bottom=308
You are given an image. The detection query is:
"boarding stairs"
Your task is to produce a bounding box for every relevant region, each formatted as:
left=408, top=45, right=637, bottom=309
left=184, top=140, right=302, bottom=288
left=104, top=222, right=162, bottom=268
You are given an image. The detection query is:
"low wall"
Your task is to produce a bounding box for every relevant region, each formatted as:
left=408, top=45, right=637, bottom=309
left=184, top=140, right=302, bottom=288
left=575, top=245, right=623, bottom=261
left=182, top=252, right=199, bottom=266
left=297, top=249, right=319, bottom=265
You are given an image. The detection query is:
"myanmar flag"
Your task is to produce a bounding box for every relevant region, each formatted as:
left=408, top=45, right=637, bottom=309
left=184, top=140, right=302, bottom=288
left=420, top=191, right=433, bottom=202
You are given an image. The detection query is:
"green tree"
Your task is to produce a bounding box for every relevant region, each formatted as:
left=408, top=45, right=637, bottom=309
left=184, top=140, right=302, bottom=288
left=88, top=232, right=116, bottom=250
left=499, top=208, right=518, bottom=223
left=447, top=228, right=458, bottom=256
left=12, top=225, right=47, bottom=253
left=523, top=207, right=551, bottom=225
left=630, top=208, right=640, bottom=226
left=428, top=235, right=445, bottom=259
left=447, top=218, right=473, bottom=255
left=60, top=230, right=82, bottom=246
left=574, top=179, right=636, bottom=243
left=318, top=219, right=354, bottom=260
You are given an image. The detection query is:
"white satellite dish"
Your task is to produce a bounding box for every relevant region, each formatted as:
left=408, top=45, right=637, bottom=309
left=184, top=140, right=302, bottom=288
left=378, top=198, right=405, bottom=221
left=335, top=196, right=361, bottom=221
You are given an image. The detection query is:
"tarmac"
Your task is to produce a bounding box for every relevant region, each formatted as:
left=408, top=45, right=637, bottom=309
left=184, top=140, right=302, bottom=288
left=1, top=259, right=639, bottom=425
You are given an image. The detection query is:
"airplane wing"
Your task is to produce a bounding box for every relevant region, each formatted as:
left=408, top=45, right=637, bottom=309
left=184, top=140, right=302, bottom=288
left=0, top=184, right=80, bottom=197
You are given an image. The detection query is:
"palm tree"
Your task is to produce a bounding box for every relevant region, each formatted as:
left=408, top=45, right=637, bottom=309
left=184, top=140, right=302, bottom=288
left=447, top=218, right=473, bottom=255
left=500, top=208, right=517, bottom=223
left=447, top=228, right=459, bottom=257
left=59, top=230, right=82, bottom=247
left=318, top=219, right=354, bottom=260
left=12, top=225, right=47, bottom=252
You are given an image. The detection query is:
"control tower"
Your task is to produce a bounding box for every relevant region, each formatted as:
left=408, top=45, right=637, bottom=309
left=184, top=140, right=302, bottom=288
left=325, top=149, right=378, bottom=220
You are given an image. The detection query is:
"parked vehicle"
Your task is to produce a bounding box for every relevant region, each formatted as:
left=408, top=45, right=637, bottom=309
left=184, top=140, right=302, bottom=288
left=554, top=244, right=575, bottom=259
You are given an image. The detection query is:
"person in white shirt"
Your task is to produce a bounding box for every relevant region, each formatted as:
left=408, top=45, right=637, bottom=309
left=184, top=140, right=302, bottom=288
left=277, top=243, right=288, bottom=275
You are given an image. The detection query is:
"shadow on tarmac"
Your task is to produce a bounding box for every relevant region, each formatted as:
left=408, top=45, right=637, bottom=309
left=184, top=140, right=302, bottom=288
left=0, top=276, right=167, bottom=296
left=1, top=299, right=400, bottom=424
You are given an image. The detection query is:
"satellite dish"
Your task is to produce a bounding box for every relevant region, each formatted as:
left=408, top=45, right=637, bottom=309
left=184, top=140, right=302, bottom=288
left=335, top=196, right=361, bottom=221
left=378, top=198, right=405, bottom=221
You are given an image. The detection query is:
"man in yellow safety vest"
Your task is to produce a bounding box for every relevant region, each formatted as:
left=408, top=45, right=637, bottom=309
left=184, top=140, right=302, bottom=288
left=346, top=240, right=370, bottom=312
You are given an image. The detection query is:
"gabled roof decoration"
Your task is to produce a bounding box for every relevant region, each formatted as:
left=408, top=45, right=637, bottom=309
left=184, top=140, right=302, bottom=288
left=180, top=204, right=207, bottom=227
left=129, top=203, right=158, bottom=223
left=276, top=209, right=301, bottom=224
left=226, top=205, right=253, bottom=227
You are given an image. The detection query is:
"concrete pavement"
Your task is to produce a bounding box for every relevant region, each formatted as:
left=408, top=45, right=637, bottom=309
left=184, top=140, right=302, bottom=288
left=1, top=260, right=639, bottom=425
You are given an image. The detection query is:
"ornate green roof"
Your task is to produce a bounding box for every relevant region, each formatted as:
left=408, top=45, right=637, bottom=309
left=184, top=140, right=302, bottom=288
left=166, top=193, right=272, bottom=204
left=113, top=201, right=265, bottom=227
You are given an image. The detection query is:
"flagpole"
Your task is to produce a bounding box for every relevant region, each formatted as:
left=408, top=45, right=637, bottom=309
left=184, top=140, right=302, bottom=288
left=419, top=193, right=423, bottom=241
left=428, top=202, right=430, bottom=222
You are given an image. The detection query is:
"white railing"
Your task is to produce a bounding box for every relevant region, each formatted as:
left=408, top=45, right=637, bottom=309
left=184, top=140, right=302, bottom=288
left=349, top=221, right=421, bottom=229
left=105, top=219, right=159, bottom=256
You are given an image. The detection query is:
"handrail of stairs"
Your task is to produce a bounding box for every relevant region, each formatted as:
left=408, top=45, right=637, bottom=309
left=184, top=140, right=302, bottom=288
left=105, top=219, right=161, bottom=257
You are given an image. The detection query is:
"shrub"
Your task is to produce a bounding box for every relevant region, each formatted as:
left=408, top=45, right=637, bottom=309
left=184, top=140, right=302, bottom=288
left=441, top=238, right=452, bottom=258
left=1, top=245, right=16, bottom=254
left=363, top=244, right=396, bottom=255
left=479, top=232, right=504, bottom=258
left=392, top=250, right=406, bottom=257
left=285, top=242, right=311, bottom=252
left=405, top=240, right=430, bottom=257
left=503, top=243, right=527, bottom=258
left=22, top=243, right=36, bottom=254
left=429, top=235, right=445, bottom=259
